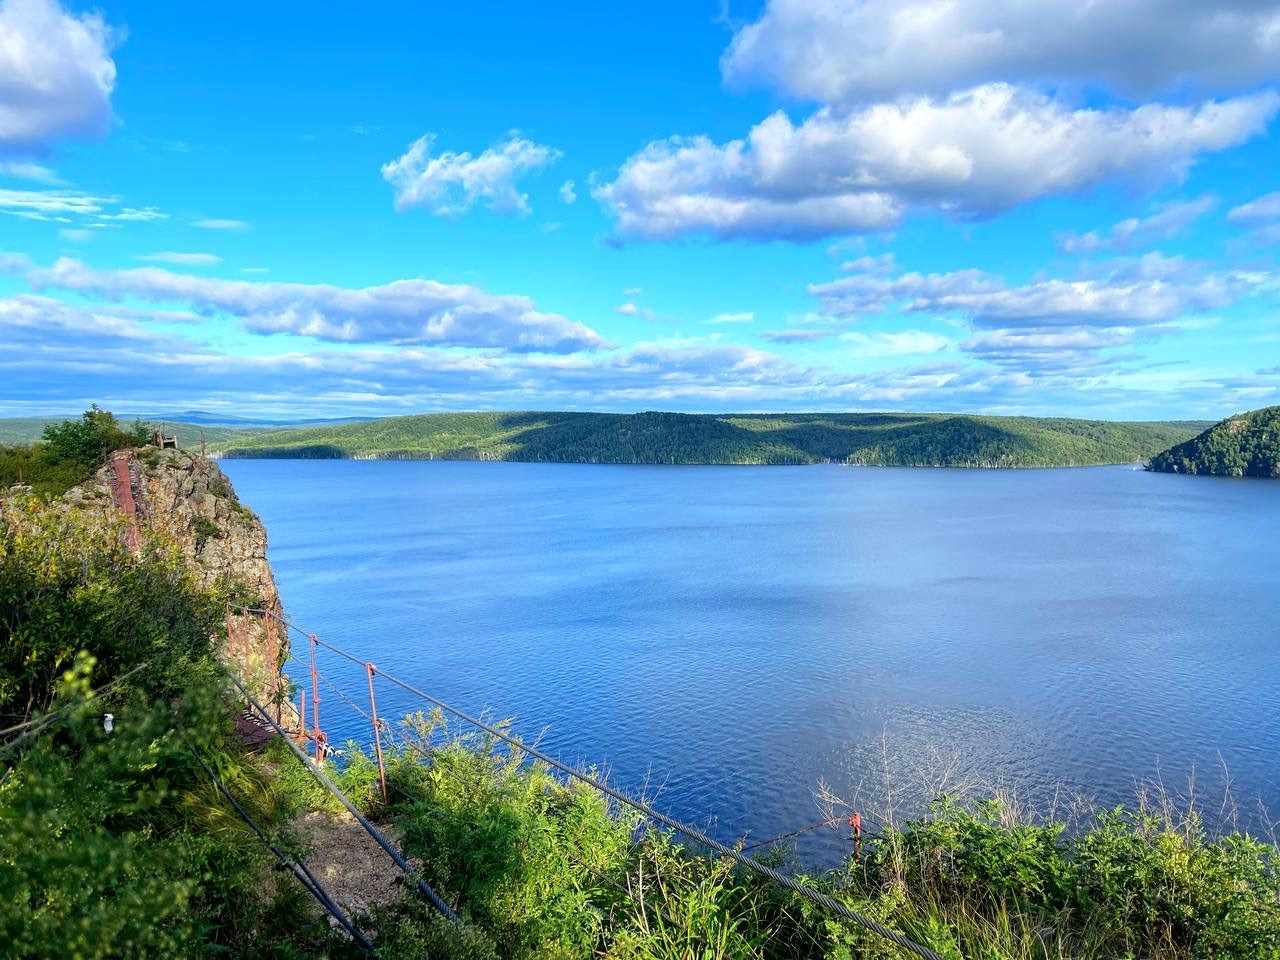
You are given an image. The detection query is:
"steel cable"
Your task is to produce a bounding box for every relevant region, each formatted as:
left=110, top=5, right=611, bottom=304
left=226, top=672, right=462, bottom=926
left=189, top=746, right=374, bottom=952
left=237, top=608, right=944, bottom=960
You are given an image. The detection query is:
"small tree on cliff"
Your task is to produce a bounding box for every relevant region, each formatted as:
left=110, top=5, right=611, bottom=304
left=41, top=405, right=150, bottom=469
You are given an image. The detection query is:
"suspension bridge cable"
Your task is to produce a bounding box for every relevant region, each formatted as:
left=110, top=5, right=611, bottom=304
left=236, top=608, right=944, bottom=960
left=225, top=671, right=462, bottom=926
left=189, top=747, right=374, bottom=952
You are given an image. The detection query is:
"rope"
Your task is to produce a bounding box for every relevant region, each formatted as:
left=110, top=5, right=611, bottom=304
left=238, top=608, right=944, bottom=960
left=225, top=671, right=461, bottom=926
left=189, top=747, right=374, bottom=952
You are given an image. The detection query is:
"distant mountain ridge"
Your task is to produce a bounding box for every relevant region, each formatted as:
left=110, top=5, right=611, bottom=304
left=1147, top=406, right=1280, bottom=478
left=208, top=410, right=1206, bottom=468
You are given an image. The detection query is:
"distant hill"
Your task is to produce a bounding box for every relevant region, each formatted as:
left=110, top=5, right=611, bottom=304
left=0, top=417, right=253, bottom=449
left=0, top=412, right=372, bottom=448
left=213, top=411, right=1206, bottom=468
left=1147, top=406, right=1280, bottom=478
left=123, top=410, right=375, bottom=428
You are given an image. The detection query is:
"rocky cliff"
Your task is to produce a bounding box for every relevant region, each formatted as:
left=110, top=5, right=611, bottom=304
left=70, top=446, right=293, bottom=718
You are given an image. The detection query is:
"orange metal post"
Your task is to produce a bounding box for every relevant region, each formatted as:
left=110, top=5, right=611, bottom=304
left=299, top=688, right=306, bottom=741
left=366, top=663, right=389, bottom=804
left=309, top=634, right=322, bottom=762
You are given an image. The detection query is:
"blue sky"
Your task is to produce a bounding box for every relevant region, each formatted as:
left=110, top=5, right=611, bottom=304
left=1, top=0, right=1278, bottom=420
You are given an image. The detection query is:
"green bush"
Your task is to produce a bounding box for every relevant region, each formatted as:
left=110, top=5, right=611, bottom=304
left=41, top=405, right=150, bottom=471
left=0, top=497, right=341, bottom=960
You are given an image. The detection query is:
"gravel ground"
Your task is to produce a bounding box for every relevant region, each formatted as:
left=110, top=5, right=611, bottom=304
left=296, top=809, right=409, bottom=919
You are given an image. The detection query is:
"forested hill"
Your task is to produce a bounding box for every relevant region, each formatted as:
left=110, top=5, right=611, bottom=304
left=1147, top=406, right=1280, bottom=478
left=213, top=411, right=1205, bottom=468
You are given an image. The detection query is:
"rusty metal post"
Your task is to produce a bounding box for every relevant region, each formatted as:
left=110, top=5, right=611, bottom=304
left=265, top=615, right=278, bottom=710
left=309, top=634, right=322, bottom=762
left=366, top=663, right=388, bottom=804
left=298, top=688, right=306, bottom=741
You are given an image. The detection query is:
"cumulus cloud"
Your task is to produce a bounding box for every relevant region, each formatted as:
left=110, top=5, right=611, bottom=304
left=0, top=295, right=843, bottom=414
left=0, top=0, right=120, bottom=154
left=596, top=86, right=1276, bottom=241
left=722, top=0, right=1280, bottom=105
left=1056, top=195, right=1217, bottom=254
left=558, top=180, right=577, bottom=204
left=136, top=252, right=222, bottom=266
left=706, top=311, right=754, bottom=324
left=5, top=290, right=1272, bottom=418
left=17, top=257, right=608, bottom=353
left=810, top=253, right=1259, bottom=328
left=381, top=134, right=562, bottom=216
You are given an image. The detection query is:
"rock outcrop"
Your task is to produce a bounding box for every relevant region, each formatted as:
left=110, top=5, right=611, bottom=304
left=85, top=447, right=293, bottom=719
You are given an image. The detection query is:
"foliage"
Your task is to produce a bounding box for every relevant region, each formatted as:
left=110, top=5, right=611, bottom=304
left=331, top=714, right=1280, bottom=960
left=0, top=498, right=223, bottom=717
left=0, top=416, right=251, bottom=451
left=0, top=442, right=89, bottom=496
left=0, top=497, right=341, bottom=959
left=1148, top=405, right=1280, bottom=478
left=217, top=410, right=1205, bottom=468
left=41, top=404, right=150, bottom=471
left=0, top=406, right=155, bottom=498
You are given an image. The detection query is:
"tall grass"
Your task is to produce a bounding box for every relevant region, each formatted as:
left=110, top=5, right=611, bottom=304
left=332, top=715, right=1280, bottom=959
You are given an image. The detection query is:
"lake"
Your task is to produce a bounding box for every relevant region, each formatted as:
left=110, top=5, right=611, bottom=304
left=221, top=459, right=1280, bottom=864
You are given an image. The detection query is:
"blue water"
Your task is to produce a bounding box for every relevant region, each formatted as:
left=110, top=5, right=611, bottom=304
left=220, top=459, right=1280, bottom=864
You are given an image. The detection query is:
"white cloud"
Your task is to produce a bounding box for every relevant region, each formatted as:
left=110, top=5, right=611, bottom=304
left=1227, top=192, right=1280, bottom=225
left=0, top=159, right=62, bottom=183
left=18, top=256, right=608, bottom=353
left=706, top=311, right=755, bottom=324
left=810, top=253, right=1256, bottom=328
left=622, top=287, right=643, bottom=297
left=0, top=186, right=111, bottom=219
left=241, top=267, right=269, bottom=274
left=596, top=86, right=1277, bottom=242
left=58, top=227, right=91, bottom=243
left=615, top=301, right=658, bottom=320
left=1055, top=195, right=1217, bottom=254
left=99, top=206, right=166, bottom=222
left=381, top=134, right=561, bottom=217
left=136, top=252, right=223, bottom=266
left=558, top=179, right=577, bottom=204
left=191, top=218, right=251, bottom=230
left=0, top=0, right=120, bottom=154
left=762, top=328, right=832, bottom=344
left=722, top=0, right=1280, bottom=105
left=839, top=330, right=951, bottom=356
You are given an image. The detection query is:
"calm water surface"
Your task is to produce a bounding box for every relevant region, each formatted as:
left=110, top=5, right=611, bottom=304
left=221, top=460, right=1280, bottom=864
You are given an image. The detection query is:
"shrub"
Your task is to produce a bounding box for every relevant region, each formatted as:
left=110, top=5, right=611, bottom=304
left=41, top=405, right=150, bottom=471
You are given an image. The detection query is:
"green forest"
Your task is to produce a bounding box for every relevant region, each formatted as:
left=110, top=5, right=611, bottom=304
left=205, top=411, right=1204, bottom=468
left=1147, top=406, right=1280, bottom=478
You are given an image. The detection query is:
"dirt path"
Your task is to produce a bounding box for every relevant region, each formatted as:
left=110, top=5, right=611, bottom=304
left=294, top=810, right=410, bottom=919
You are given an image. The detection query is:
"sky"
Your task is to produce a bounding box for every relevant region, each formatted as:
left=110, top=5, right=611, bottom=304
left=1, top=0, right=1278, bottom=421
